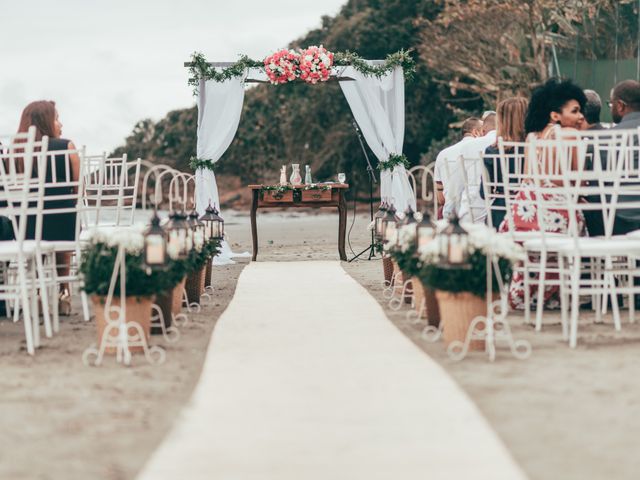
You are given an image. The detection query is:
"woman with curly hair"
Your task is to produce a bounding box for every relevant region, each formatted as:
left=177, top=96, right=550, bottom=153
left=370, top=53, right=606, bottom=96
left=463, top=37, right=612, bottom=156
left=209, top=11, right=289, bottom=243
left=500, top=78, right=586, bottom=311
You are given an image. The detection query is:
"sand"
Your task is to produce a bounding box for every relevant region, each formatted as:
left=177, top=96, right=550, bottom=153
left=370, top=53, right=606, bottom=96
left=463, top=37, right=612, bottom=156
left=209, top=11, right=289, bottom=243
left=1, top=208, right=640, bottom=480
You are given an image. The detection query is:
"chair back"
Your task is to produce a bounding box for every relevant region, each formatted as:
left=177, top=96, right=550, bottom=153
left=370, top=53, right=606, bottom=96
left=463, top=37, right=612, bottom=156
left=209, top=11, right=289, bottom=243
left=0, top=127, right=47, bottom=244
left=33, top=143, right=86, bottom=246
left=528, top=133, right=631, bottom=245
left=482, top=141, right=527, bottom=231
left=408, top=164, right=437, bottom=217
left=496, top=139, right=531, bottom=236
left=82, top=154, right=140, bottom=227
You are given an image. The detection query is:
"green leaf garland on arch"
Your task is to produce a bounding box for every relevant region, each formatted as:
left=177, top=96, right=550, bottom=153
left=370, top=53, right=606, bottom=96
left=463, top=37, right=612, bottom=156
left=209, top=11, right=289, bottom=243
left=377, top=154, right=410, bottom=172
left=187, top=49, right=415, bottom=94
left=189, top=157, right=216, bottom=172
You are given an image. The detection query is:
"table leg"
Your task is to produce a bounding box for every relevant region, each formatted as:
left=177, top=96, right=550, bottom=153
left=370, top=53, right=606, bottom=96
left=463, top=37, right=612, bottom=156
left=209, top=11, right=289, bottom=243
left=338, top=191, right=347, bottom=261
left=250, top=192, right=258, bottom=261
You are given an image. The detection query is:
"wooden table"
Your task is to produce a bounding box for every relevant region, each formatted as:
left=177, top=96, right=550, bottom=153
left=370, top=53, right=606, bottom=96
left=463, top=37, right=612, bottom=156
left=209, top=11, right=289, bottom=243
left=248, top=184, right=349, bottom=261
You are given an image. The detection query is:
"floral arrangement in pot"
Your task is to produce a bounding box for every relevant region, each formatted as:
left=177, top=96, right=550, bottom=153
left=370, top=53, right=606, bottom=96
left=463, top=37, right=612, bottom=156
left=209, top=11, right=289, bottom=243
left=387, top=224, right=438, bottom=324
left=80, top=226, right=187, bottom=352
left=416, top=222, right=523, bottom=350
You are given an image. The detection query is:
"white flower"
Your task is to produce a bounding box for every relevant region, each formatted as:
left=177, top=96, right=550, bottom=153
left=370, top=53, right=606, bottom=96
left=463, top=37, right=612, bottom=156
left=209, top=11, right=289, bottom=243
left=85, top=225, right=146, bottom=254
left=397, top=224, right=416, bottom=253
left=417, top=221, right=524, bottom=265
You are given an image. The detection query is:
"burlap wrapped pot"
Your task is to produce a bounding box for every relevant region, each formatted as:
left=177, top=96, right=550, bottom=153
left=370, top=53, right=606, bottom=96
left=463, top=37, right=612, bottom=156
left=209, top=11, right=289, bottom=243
left=435, top=290, right=485, bottom=351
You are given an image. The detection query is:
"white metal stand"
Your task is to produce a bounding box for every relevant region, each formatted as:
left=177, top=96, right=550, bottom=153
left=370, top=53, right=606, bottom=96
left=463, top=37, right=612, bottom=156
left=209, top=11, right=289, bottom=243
left=83, top=245, right=166, bottom=366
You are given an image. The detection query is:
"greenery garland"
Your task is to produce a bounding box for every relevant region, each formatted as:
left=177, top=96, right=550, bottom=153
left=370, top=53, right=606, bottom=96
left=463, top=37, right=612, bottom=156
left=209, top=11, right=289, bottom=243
left=189, top=157, right=216, bottom=172
left=333, top=49, right=415, bottom=81
left=377, top=153, right=410, bottom=172
left=260, top=185, right=294, bottom=193
left=303, top=184, right=332, bottom=191
left=187, top=48, right=415, bottom=93
left=188, top=52, right=262, bottom=94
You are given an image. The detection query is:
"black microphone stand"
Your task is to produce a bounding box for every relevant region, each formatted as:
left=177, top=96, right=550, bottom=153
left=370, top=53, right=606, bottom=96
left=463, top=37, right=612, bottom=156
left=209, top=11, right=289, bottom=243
left=349, top=119, right=378, bottom=262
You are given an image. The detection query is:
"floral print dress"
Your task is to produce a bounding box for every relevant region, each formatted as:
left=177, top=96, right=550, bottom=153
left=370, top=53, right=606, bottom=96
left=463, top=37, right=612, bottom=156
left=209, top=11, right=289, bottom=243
left=499, top=181, right=585, bottom=310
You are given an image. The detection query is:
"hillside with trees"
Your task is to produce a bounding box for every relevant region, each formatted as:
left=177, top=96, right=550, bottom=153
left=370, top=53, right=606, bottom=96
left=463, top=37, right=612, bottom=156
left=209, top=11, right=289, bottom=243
left=114, top=0, right=638, bottom=193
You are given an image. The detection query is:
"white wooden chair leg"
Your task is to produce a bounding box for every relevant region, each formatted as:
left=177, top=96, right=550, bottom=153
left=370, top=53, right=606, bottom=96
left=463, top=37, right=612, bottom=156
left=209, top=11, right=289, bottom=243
left=19, top=266, right=35, bottom=355
left=523, top=258, right=531, bottom=325
left=81, top=291, right=91, bottom=321
left=535, top=251, right=547, bottom=332
left=35, top=254, right=52, bottom=338
left=569, top=257, right=581, bottom=348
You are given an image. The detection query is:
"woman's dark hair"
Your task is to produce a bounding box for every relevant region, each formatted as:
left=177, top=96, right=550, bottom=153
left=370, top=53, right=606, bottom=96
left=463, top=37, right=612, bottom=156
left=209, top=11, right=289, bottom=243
left=17, top=100, right=57, bottom=140
left=524, top=78, right=586, bottom=134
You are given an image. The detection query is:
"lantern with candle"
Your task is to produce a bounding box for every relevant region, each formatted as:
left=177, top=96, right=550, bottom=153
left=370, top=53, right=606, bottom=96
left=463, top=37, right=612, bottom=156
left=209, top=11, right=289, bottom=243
left=438, top=212, right=470, bottom=269
left=143, top=210, right=168, bottom=269
left=165, top=210, right=191, bottom=259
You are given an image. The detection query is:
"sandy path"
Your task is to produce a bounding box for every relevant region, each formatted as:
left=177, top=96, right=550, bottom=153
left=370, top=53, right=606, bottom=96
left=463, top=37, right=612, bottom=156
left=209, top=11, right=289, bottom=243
left=138, top=261, right=525, bottom=480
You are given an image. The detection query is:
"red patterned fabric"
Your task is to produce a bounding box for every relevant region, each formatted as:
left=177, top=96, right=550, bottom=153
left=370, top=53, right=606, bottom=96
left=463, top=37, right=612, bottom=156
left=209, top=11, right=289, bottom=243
left=499, top=182, right=585, bottom=310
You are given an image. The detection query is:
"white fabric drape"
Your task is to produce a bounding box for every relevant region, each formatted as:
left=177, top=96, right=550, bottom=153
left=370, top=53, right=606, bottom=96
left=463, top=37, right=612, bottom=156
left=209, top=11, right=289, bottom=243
left=338, top=65, right=415, bottom=212
left=195, top=73, right=250, bottom=264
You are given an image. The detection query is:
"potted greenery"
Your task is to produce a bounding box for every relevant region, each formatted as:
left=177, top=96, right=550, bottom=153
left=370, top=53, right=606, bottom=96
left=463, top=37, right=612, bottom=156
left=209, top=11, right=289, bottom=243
left=389, top=225, right=440, bottom=325
left=417, top=223, right=522, bottom=350
left=185, top=236, right=220, bottom=304
left=80, top=226, right=185, bottom=353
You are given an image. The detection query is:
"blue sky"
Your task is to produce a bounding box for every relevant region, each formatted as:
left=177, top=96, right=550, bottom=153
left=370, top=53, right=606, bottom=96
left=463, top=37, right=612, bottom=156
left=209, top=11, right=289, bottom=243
left=1, top=0, right=346, bottom=153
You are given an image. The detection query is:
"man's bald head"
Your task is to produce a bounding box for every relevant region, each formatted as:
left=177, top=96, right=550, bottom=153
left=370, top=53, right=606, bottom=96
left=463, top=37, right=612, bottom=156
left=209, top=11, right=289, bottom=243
left=481, top=113, right=496, bottom=135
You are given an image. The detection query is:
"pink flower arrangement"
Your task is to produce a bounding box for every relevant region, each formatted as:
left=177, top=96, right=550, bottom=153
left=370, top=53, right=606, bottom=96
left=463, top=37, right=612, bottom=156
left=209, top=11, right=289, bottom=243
left=298, top=45, right=334, bottom=84
left=264, top=49, right=300, bottom=84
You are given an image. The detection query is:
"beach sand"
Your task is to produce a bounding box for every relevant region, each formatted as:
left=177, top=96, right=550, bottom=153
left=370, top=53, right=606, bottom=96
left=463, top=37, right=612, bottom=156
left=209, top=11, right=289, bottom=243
left=1, top=209, right=639, bottom=479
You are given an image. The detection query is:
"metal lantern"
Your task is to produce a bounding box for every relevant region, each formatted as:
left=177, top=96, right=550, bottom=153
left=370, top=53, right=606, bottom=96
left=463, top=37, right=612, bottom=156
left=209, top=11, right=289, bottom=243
left=199, top=202, right=224, bottom=240
left=438, top=212, right=470, bottom=268
left=188, top=207, right=205, bottom=240
left=373, top=202, right=388, bottom=241
left=415, top=208, right=436, bottom=252
left=143, top=209, right=168, bottom=268
left=381, top=204, right=399, bottom=245
left=165, top=210, right=191, bottom=259
left=198, top=202, right=215, bottom=241
left=398, top=206, right=417, bottom=226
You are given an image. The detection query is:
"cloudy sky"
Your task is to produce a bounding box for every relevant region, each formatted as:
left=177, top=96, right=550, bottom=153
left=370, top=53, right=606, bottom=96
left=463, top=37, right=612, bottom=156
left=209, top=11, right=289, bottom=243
left=1, top=0, right=346, bottom=154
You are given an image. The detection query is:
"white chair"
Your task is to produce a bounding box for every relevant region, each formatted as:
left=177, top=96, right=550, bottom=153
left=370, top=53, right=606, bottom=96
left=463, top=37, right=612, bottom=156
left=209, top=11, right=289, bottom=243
left=408, top=164, right=437, bottom=217
left=526, top=131, right=640, bottom=347
left=35, top=144, right=91, bottom=323
left=82, top=154, right=141, bottom=229
left=456, top=154, right=487, bottom=224
left=0, top=127, right=52, bottom=353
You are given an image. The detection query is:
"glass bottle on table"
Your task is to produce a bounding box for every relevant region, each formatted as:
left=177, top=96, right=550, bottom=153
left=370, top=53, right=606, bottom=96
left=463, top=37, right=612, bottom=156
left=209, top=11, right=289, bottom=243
left=279, top=165, right=287, bottom=186
left=290, top=164, right=302, bottom=185
left=304, top=165, right=312, bottom=184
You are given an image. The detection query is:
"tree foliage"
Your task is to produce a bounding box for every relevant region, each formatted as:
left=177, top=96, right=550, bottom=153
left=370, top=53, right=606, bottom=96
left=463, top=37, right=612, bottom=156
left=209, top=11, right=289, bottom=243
left=418, top=0, right=639, bottom=102
left=113, top=0, right=639, bottom=191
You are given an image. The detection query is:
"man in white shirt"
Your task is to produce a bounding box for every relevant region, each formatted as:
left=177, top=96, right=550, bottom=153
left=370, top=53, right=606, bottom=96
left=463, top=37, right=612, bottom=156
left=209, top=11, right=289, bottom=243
left=434, top=117, right=483, bottom=219
left=457, top=121, right=496, bottom=223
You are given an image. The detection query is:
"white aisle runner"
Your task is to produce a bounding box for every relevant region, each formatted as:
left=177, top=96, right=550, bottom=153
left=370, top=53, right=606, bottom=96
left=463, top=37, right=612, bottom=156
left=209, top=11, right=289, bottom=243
left=138, top=261, right=526, bottom=480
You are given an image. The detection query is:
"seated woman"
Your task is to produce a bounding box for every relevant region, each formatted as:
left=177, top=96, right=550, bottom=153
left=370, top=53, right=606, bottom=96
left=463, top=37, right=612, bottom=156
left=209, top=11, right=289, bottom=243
left=499, top=78, right=587, bottom=310
left=482, top=96, right=528, bottom=228
left=18, top=100, right=80, bottom=315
